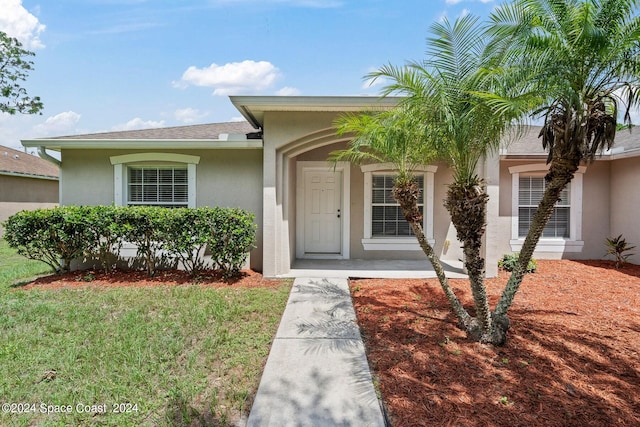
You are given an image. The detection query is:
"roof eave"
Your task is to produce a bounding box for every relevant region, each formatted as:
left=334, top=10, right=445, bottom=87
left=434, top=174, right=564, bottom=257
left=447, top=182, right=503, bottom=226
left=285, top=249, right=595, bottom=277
left=21, top=139, right=264, bottom=151
left=229, top=95, right=403, bottom=128
left=0, top=170, right=59, bottom=180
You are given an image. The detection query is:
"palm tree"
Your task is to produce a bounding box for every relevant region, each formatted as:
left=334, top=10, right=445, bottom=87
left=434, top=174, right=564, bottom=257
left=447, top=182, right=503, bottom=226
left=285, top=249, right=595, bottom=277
left=488, top=0, right=640, bottom=322
left=331, top=107, right=473, bottom=326
left=359, top=15, right=522, bottom=344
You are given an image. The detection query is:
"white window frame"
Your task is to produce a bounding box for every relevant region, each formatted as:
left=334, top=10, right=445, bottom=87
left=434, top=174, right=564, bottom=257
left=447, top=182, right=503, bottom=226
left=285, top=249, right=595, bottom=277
left=509, top=164, right=585, bottom=253
left=361, top=163, right=437, bottom=251
left=110, top=153, right=200, bottom=208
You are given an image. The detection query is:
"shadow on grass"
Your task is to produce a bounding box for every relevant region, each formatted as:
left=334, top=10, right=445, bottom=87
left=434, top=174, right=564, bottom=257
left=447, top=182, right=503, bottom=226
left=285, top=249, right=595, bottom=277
left=165, top=391, right=234, bottom=427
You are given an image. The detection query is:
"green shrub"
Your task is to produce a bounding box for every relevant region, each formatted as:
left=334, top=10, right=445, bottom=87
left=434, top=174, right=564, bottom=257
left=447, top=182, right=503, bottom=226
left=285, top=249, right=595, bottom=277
left=207, top=208, right=256, bottom=278
left=498, top=253, right=537, bottom=273
left=605, top=234, right=636, bottom=269
left=117, top=206, right=174, bottom=276
left=83, top=205, right=125, bottom=272
left=3, top=206, right=94, bottom=274
left=162, top=208, right=213, bottom=277
left=3, top=205, right=257, bottom=279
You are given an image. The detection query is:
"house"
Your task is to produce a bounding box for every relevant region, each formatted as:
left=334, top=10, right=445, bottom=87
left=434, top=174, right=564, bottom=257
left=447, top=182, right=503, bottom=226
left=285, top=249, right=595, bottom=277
left=21, top=96, right=640, bottom=276
left=0, top=145, right=59, bottom=235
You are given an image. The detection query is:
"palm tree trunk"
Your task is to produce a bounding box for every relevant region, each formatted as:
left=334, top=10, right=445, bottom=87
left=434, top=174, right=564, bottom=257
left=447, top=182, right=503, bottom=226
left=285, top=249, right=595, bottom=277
left=494, top=158, right=578, bottom=319
left=393, top=181, right=472, bottom=328
left=445, top=182, right=494, bottom=342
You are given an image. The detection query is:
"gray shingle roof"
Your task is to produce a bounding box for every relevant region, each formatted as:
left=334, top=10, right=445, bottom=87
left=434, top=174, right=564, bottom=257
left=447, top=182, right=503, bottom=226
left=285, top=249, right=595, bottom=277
left=49, top=121, right=257, bottom=140
left=0, top=145, right=59, bottom=179
left=502, top=125, right=640, bottom=155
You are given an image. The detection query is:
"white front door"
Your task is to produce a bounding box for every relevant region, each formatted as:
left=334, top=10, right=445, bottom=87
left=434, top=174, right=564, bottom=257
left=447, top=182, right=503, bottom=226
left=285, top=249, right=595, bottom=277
left=303, top=169, right=342, bottom=254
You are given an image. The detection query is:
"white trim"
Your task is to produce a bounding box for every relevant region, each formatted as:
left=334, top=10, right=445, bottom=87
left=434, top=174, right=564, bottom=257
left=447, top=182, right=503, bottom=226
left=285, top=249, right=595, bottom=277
left=361, top=164, right=437, bottom=251
left=110, top=153, right=200, bottom=165
left=509, top=164, right=585, bottom=253
left=23, top=139, right=262, bottom=151
left=110, top=153, right=200, bottom=208
left=295, top=161, right=350, bottom=259
left=0, top=171, right=58, bottom=181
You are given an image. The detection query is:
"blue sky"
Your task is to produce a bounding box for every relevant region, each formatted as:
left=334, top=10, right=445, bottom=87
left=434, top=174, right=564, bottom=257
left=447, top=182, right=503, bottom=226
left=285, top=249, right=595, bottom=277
left=1, top=0, right=499, bottom=151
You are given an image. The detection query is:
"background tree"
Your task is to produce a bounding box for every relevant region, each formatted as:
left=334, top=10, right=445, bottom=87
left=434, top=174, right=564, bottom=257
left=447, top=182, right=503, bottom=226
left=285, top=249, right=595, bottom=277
left=365, top=15, right=526, bottom=344
left=0, top=31, right=43, bottom=115
left=486, top=0, right=640, bottom=320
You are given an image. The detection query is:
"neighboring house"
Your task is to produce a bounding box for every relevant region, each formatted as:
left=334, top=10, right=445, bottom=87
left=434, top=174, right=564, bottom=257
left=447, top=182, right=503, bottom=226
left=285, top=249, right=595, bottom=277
left=21, top=96, right=640, bottom=276
left=0, top=145, right=59, bottom=235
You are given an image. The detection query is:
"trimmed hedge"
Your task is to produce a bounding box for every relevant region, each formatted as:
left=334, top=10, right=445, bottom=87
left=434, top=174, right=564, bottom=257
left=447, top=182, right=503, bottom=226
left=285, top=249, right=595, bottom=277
left=3, top=206, right=256, bottom=278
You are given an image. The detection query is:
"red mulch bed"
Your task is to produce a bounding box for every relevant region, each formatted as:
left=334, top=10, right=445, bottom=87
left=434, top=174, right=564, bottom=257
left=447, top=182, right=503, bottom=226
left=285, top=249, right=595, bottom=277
left=351, top=259, right=640, bottom=427
left=18, top=268, right=281, bottom=290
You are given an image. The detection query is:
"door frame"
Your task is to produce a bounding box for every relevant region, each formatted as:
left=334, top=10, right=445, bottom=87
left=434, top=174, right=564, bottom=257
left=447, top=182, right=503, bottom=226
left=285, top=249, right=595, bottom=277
left=296, top=161, right=350, bottom=259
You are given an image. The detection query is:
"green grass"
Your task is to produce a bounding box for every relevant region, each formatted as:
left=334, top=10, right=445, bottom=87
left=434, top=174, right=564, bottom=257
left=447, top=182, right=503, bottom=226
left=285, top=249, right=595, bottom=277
left=0, top=240, right=291, bottom=426
left=0, top=239, right=52, bottom=287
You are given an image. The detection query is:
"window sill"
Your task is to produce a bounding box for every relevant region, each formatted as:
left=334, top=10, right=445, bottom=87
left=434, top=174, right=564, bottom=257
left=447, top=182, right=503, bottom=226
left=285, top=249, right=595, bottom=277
left=362, top=238, right=435, bottom=251
left=510, top=239, right=584, bottom=253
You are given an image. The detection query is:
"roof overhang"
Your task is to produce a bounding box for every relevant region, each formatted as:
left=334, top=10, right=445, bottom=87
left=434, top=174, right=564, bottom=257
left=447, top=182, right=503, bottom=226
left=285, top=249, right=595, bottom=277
left=0, top=170, right=58, bottom=180
left=21, top=139, right=263, bottom=151
left=230, top=95, right=403, bottom=128
left=500, top=147, right=640, bottom=161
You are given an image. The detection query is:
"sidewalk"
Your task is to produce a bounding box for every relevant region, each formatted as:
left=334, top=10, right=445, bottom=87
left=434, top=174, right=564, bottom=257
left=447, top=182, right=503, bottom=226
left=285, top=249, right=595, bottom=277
left=247, top=277, right=387, bottom=427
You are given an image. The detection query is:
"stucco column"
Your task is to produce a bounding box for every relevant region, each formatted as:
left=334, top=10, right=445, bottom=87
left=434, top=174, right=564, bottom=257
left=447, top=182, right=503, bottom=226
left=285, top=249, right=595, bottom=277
left=262, top=142, right=280, bottom=277
left=484, top=151, right=500, bottom=278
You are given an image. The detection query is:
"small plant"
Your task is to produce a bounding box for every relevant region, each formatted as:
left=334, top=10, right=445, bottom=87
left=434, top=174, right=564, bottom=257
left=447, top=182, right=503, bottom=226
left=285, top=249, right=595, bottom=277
left=498, top=253, right=537, bottom=273
left=498, top=396, right=510, bottom=406
left=605, top=234, right=636, bottom=269
left=78, top=273, right=95, bottom=282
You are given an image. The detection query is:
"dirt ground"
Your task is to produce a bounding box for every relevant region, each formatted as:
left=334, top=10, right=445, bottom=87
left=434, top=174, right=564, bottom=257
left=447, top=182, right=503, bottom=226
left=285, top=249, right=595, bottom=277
left=18, top=268, right=282, bottom=290
left=18, top=260, right=640, bottom=426
left=351, top=259, right=640, bottom=427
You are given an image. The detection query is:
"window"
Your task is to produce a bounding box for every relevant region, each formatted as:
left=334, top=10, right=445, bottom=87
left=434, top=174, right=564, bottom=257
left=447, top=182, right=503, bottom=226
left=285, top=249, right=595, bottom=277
left=518, top=176, right=570, bottom=238
left=361, top=163, right=437, bottom=251
left=110, top=153, right=200, bottom=208
left=371, top=174, right=424, bottom=237
left=128, top=166, right=188, bottom=207
left=509, top=164, right=584, bottom=253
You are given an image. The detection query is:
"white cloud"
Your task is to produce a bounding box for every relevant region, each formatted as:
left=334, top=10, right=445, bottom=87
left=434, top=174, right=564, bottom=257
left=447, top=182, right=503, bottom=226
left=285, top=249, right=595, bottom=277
left=174, top=107, right=208, bottom=123
left=174, top=60, right=281, bottom=96
left=213, top=0, right=342, bottom=7
left=112, top=118, right=165, bottom=131
left=361, top=67, right=389, bottom=91
left=276, top=86, right=301, bottom=96
left=0, top=0, right=46, bottom=49
left=445, top=0, right=493, bottom=4
left=230, top=116, right=247, bottom=122
left=33, top=111, right=81, bottom=136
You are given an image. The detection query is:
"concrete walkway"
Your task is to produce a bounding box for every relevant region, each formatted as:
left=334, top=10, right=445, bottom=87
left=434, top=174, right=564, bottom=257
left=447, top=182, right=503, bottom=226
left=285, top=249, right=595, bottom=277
left=247, top=277, right=386, bottom=427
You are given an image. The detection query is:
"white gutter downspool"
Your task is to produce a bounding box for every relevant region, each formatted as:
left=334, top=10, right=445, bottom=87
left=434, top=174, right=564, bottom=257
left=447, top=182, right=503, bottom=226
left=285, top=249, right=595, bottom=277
left=38, top=146, right=61, bottom=167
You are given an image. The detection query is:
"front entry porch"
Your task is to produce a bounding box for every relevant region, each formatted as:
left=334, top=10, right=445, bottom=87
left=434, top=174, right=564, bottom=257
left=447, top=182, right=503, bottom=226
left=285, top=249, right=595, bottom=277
left=281, top=258, right=467, bottom=279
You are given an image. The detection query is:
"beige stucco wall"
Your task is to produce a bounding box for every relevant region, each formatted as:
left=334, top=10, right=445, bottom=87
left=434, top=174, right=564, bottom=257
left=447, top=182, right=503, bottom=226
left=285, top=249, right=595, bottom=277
left=0, top=175, right=59, bottom=203
left=262, top=111, right=464, bottom=273
left=0, top=175, right=59, bottom=236
left=579, top=161, right=611, bottom=259
left=610, top=155, right=640, bottom=264
left=59, top=148, right=264, bottom=270
left=0, top=202, right=59, bottom=236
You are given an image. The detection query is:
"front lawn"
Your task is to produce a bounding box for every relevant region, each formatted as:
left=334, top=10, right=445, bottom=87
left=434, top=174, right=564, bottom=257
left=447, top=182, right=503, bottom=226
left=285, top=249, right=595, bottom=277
left=0, top=240, right=290, bottom=426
